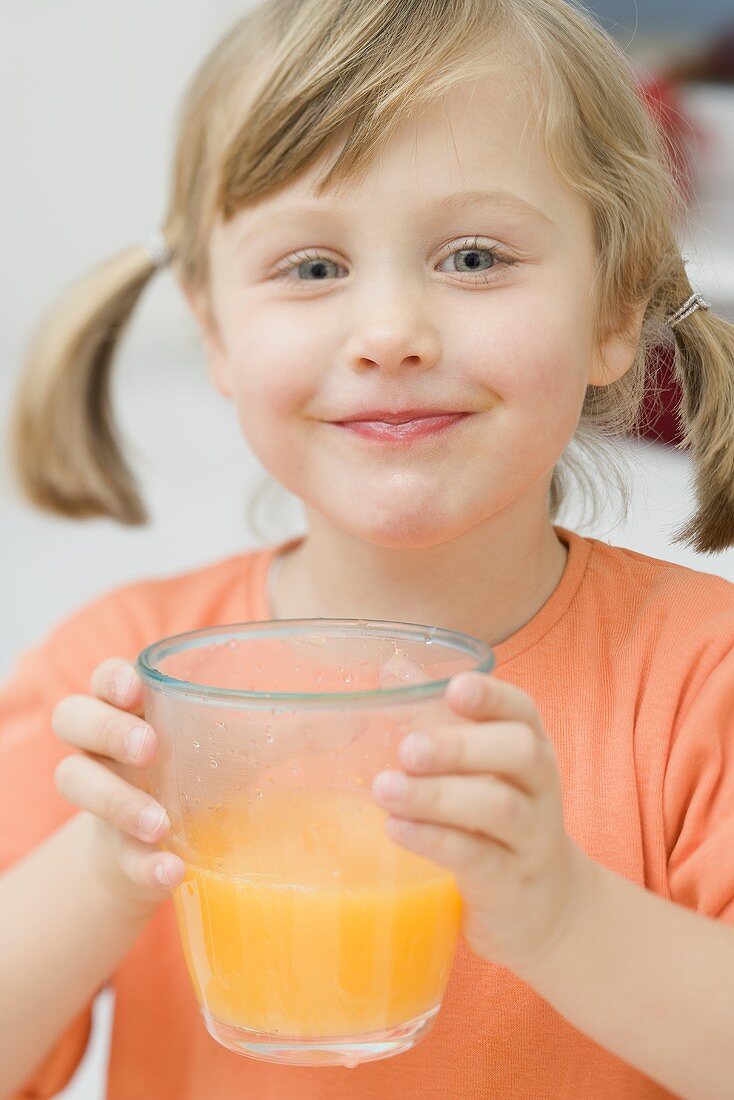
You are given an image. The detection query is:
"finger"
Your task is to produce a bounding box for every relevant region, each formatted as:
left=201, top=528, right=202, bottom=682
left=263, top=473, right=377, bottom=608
left=373, top=771, right=530, bottom=852
left=397, top=720, right=551, bottom=795
left=116, top=833, right=186, bottom=892
left=446, top=673, right=543, bottom=736
left=384, top=814, right=511, bottom=888
left=54, top=753, right=170, bottom=844
left=52, top=694, right=158, bottom=768
left=90, top=658, right=145, bottom=717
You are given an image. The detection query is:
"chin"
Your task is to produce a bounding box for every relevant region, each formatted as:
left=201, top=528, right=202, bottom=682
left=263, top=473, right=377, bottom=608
left=336, top=505, right=478, bottom=551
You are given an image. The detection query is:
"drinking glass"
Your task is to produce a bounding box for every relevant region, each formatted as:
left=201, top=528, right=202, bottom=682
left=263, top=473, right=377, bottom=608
left=136, top=619, right=494, bottom=1068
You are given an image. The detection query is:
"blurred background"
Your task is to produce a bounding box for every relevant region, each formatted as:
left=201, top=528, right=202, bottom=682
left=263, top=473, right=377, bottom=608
left=1, top=2, right=733, bottom=1097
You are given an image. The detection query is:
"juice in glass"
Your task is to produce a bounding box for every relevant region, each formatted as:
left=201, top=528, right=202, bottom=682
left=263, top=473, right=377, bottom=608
left=172, top=785, right=463, bottom=1056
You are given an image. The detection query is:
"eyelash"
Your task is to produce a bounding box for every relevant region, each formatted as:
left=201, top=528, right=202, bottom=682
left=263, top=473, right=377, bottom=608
left=272, top=236, right=517, bottom=287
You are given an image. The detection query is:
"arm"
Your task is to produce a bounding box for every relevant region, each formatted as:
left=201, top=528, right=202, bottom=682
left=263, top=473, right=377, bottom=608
left=0, top=812, right=158, bottom=1099
left=371, top=670, right=734, bottom=1100
left=514, top=853, right=734, bottom=1100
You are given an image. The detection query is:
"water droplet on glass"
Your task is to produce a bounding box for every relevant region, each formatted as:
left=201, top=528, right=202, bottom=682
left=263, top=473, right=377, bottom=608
left=214, top=856, right=224, bottom=869
left=255, top=788, right=263, bottom=799
left=266, top=734, right=275, bottom=744
left=342, top=673, right=353, bottom=684
left=209, top=759, right=219, bottom=769
left=227, top=639, right=237, bottom=649
left=216, top=720, right=227, bottom=730
left=290, top=765, right=300, bottom=775
left=192, top=740, right=200, bottom=750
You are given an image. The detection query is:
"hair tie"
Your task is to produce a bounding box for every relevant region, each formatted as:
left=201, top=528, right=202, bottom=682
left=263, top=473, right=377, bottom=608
left=143, top=228, right=173, bottom=269
left=664, top=292, right=711, bottom=329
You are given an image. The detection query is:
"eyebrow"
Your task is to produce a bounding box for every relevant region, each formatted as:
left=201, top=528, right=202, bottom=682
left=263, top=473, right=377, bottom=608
left=424, top=189, right=554, bottom=226
left=235, top=187, right=553, bottom=250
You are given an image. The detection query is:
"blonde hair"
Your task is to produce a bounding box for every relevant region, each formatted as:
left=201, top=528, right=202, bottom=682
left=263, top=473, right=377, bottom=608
left=10, top=0, right=734, bottom=550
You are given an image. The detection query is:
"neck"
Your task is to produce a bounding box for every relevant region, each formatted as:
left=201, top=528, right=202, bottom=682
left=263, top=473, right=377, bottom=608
left=270, top=495, right=569, bottom=649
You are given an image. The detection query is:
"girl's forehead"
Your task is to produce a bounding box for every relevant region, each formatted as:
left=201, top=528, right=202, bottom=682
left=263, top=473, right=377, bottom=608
left=221, top=79, right=577, bottom=241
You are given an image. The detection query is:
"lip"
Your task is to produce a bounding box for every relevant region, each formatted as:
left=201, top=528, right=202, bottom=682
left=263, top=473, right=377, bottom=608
left=335, top=408, right=469, bottom=424
left=331, top=411, right=472, bottom=443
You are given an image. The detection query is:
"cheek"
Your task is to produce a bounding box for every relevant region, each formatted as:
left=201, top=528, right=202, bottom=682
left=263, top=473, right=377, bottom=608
left=473, top=304, right=589, bottom=441
left=223, top=310, right=322, bottom=424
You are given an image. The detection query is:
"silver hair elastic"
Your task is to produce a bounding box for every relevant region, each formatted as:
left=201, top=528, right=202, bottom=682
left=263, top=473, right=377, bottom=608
left=664, top=292, right=711, bottom=329
left=143, top=228, right=173, bottom=269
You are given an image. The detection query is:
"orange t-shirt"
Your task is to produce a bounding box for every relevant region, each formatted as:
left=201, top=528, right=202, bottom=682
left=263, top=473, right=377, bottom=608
left=3, top=525, right=734, bottom=1099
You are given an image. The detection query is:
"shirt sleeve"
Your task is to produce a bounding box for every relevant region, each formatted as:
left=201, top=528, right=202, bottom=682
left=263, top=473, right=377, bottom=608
left=664, top=642, right=734, bottom=925
left=0, top=594, right=144, bottom=1097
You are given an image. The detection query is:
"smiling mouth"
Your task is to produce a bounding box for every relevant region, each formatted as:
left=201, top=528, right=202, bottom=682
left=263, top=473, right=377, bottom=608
left=331, top=411, right=472, bottom=443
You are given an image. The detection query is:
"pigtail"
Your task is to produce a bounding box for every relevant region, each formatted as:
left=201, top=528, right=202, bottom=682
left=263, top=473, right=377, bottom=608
left=667, top=269, right=734, bottom=553
left=8, top=240, right=173, bottom=525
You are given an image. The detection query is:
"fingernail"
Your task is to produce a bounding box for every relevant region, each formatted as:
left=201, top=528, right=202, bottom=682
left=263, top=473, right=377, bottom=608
left=156, top=856, right=183, bottom=889
left=139, top=804, right=167, bottom=838
left=373, top=770, right=408, bottom=800
left=401, top=732, right=433, bottom=768
left=155, top=863, right=171, bottom=887
left=456, top=674, right=483, bottom=706
left=126, top=724, right=151, bottom=761
left=155, top=860, right=177, bottom=887
left=113, top=668, right=137, bottom=703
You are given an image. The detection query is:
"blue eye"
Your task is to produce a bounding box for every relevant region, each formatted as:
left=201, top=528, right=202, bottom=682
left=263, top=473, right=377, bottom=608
left=437, top=237, right=515, bottom=281
left=276, top=250, right=347, bottom=282
left=440, top=247, right=503, bottom=275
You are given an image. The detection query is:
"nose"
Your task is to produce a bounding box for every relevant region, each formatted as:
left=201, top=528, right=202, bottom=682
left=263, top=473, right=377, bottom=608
left=344, top=288, right=441, bottom=375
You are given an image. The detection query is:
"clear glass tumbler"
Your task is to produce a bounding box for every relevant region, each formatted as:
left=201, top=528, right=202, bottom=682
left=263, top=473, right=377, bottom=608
left=136, top=619, right=494, bottom=1068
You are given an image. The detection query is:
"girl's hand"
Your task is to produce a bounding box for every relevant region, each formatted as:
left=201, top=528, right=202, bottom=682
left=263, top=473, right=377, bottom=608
left=52, top=659, right=185, bottom=911
left=371, top=671, right=597, bottom=975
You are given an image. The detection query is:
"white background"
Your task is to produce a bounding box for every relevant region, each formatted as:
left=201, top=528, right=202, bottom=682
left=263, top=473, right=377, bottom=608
left=1, top=3, right=734, bottom=1097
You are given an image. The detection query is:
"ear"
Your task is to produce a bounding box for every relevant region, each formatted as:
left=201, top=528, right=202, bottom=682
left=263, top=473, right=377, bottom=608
left=179, top=281, right=233, bottom=398
left=588, top=300, right=649, bottom=387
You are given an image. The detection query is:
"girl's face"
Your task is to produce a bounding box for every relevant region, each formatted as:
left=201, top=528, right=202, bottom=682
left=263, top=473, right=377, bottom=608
left=187, top=75, right=642, bottom=549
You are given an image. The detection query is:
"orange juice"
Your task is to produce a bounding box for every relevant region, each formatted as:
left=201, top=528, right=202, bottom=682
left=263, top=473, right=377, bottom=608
left=171, top=786, right=462, bottom=1038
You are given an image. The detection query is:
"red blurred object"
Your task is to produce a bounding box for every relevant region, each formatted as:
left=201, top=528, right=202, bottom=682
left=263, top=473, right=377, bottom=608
left=625, top=24, right=734, bottom=447
left=628, top=73, right=704, bottom=447
left=635, top=73, right=701, bottom=205
left=636, top=338, right=684, bottom=447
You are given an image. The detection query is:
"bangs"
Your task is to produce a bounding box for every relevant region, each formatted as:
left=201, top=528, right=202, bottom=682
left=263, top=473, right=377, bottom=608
left=213, top=0, right=521, bottom=218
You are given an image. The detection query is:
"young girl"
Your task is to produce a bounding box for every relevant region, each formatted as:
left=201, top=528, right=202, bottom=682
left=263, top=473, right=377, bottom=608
left=3, top=0, right=734, bottom=1096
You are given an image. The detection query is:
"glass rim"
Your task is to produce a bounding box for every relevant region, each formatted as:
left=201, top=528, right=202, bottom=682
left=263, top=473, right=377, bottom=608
left=135, top=618, right=494, bottom=708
